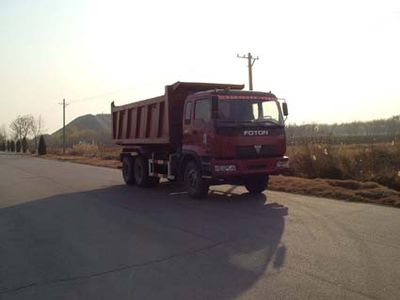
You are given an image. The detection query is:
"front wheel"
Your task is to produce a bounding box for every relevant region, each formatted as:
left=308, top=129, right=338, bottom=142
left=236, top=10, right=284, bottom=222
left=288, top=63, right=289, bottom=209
left=184, top=161, right=209, bottom=199
left=245, top=175, right=269, bottom=194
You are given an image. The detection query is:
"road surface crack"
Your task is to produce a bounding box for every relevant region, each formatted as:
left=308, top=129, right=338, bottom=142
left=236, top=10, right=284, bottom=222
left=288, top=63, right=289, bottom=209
left=0, top=241, right=223, bottom=295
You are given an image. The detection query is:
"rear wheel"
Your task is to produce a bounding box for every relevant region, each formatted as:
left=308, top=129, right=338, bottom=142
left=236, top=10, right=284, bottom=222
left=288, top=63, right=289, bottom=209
left=134, top=156, right=159, bottom=187
left=184, top=161, right=209, bottom=198
left=122, top=156, right=135, bottom=185
left=245, top=175, right=269, bottom=194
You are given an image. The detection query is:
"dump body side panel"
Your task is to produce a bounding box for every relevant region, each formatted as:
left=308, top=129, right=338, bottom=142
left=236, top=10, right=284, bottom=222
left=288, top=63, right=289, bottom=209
left=112, top=95, right=169, bottom=145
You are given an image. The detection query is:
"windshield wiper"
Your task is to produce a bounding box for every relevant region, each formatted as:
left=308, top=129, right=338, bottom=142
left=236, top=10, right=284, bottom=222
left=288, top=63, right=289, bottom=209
left=217, top=119, right=282, bottom=127
left=255, top=119, right=282, bottom=126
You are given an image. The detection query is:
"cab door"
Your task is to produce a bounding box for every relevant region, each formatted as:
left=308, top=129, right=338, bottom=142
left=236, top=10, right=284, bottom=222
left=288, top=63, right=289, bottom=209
left=182, top=97, right=212, bottom=155
left=191, top=98, right=212, bottom=154
left=182, top=100, right=194, bottom=147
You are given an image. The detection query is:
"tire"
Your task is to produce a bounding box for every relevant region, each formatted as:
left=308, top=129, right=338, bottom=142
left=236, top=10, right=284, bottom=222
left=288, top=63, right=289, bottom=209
left=184, top=161, right=209, bottom=199
left=245, top=175, right=269, bottom=194
left=122, top=156, right=135, bottom=185
left=133, top=156, right=160, bottom=187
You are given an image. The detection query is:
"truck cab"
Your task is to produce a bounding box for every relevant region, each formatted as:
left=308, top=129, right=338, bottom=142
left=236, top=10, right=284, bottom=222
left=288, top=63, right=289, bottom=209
left=180, top=89, right=289, bottom=196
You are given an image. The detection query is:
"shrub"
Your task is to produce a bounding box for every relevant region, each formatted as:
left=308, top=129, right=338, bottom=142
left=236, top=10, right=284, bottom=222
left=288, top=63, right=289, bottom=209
left=22, top=137, right=28, bottom=153
left=38, top=135, right=47, bottom=155
left=16, top=140, right=21, bottom=152
left=10, top=140, right=15, bottom=152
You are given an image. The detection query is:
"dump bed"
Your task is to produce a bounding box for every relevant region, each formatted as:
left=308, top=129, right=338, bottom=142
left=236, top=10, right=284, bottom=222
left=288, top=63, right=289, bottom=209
left=111, top=82, right=244, bottom=149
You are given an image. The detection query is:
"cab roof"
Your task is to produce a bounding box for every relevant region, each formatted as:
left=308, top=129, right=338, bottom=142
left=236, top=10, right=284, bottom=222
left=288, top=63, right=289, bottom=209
left=168, top=81, right=244, bottom=92
left=167, top=81, right=276, bottom=99
left=192, top=88, right=277, bottom=99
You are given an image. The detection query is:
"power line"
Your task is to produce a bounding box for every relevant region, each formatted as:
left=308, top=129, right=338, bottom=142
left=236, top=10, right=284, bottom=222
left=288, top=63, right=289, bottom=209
left=69, top=87, right=136, bottom=104
left=237, top=52, right=259, bottom=90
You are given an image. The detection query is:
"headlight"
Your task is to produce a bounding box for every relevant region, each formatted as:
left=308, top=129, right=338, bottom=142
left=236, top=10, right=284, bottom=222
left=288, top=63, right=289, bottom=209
left=276, top=160, right=289, bottom=168
left=214, top=165, right=237, bottom=172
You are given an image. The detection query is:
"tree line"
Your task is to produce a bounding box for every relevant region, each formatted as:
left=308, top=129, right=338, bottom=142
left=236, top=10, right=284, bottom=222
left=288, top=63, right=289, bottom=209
left=286, top=115, right=400, bottom=144
left=0, top=115, right=46, bottom=155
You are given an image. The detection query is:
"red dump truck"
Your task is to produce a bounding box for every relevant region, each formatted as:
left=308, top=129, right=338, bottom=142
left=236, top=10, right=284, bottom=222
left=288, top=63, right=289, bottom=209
left=111, top=81, right=289, bottom=198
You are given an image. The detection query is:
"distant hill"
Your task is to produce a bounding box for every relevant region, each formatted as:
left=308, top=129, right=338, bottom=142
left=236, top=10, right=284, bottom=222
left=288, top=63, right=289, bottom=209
left=50, top=114, right=112, bottom=146
left=52, top=114, right=111, bottom=136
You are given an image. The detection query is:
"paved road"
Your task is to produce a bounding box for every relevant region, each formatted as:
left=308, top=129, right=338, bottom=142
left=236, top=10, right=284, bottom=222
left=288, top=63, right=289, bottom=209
left=0, top=153, right=399, bottom=300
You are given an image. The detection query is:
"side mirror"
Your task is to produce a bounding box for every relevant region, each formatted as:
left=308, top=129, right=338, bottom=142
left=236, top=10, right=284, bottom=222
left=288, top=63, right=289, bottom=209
left=282, top=102, right=288, bottom=116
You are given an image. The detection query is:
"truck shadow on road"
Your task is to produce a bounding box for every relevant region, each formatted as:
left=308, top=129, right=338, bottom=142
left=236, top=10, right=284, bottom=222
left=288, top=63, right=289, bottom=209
left=1, top=183, right=288, bottom=299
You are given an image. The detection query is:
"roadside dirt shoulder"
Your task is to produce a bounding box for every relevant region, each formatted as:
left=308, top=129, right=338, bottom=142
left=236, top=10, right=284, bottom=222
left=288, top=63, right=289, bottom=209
left=38, top=154, right=400, bottom=207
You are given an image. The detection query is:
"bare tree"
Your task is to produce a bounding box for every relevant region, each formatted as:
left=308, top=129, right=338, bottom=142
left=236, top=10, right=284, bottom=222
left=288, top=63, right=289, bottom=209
left=9, top=115, right=35, bottom=141
left=31, top=115, right=45, bottom=151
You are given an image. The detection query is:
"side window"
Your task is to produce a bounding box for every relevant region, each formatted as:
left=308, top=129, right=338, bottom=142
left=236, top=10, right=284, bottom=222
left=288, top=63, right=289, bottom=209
left=184, top=101, right=192, bottom=124
left=262, top=101, right=280, bottom=121
left=194, top=99, right=211, bottom=121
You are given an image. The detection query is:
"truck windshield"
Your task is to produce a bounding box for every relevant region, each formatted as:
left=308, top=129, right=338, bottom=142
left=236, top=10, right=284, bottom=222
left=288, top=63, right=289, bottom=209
left=218, top=99, right=283, bottom=125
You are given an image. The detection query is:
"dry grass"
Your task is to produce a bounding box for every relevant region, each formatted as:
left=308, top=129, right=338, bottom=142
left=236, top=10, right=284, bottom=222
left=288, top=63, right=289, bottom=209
left=287, top=142, right=400, bottom=191
left=43, top=144, right=121, bottom=168
left=42, top=153, right=121, bottom=169
left=47, top=144, right=120, bottom=160
left=269, top=176, right=400, bottom=207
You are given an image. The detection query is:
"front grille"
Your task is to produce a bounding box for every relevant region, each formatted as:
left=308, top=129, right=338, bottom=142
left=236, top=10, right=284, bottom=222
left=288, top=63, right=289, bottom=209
left=216, top=126, right=284, bottom=136
left=247, top=164, right=268, bottom=170
left=236, top=145, right=279, bottom=158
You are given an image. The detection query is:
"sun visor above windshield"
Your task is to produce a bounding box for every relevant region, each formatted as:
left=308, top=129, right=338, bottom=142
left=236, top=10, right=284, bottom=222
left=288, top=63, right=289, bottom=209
left=218, top=95, right=277, bottom=101
left=169, top=82, right=245, bottom=93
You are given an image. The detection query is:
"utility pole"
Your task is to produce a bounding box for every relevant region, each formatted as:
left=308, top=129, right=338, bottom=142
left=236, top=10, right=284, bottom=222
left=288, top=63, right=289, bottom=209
left=58, top=99, right=69, bottom=154
left=237, top=52, right=259, bottom=90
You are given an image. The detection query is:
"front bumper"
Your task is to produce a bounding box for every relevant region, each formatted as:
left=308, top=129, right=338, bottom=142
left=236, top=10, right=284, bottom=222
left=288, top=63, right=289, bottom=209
left=208, top=156, right=289, bottom=177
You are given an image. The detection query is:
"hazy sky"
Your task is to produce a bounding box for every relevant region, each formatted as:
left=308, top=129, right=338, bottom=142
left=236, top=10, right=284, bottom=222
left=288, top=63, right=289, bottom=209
left=1, top=0, right=399, bottom=134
